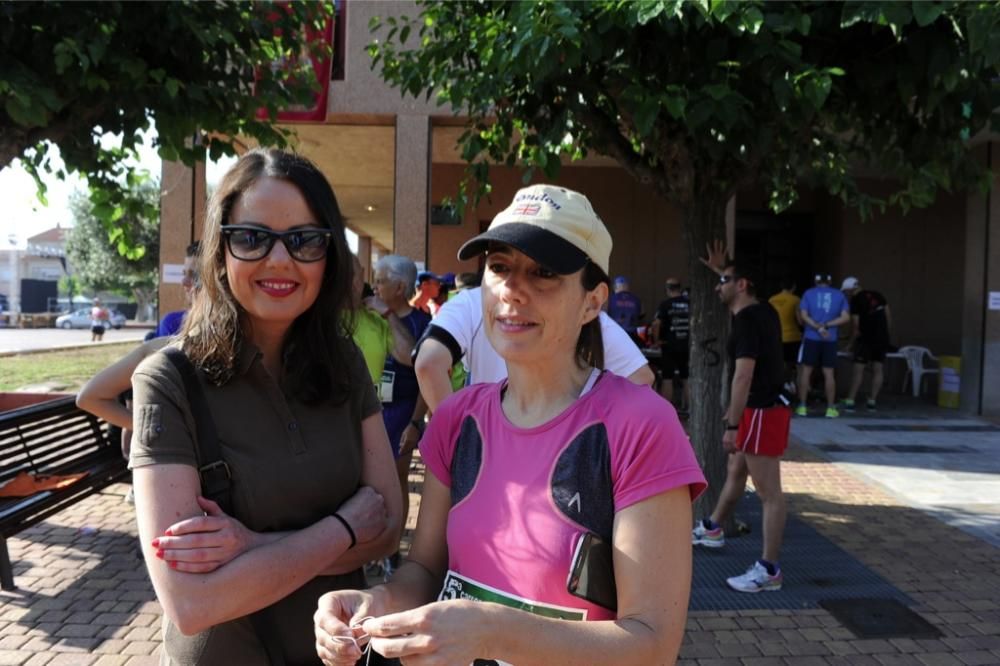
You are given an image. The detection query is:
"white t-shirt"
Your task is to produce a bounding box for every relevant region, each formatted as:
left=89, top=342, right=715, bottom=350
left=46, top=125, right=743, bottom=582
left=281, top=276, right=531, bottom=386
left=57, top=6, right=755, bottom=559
left=432, top=287, right=648, bottom=384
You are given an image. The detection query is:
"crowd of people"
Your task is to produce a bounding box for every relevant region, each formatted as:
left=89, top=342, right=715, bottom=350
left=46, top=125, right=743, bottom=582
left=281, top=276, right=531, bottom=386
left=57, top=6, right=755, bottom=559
left=73, top=148, right=894, bottom=665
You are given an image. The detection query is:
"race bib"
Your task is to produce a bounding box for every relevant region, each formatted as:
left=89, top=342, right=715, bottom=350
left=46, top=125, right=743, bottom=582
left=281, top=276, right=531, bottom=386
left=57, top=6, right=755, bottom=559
left=438, top=570, right=586, bottom=666
left=379, top=370, right=395, bottom=403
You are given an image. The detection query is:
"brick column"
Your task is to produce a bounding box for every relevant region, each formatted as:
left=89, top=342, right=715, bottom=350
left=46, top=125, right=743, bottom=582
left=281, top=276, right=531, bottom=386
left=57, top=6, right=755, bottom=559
left=158, top=159, right=206, bottom=318
left=393, top=115, right=430, bottom=264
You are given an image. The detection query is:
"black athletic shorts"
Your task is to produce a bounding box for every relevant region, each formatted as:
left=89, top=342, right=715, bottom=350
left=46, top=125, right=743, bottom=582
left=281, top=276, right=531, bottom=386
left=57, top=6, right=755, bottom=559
left=853, top=338, right=889, bottom=364
left=783, top=342, right=800, bottom=365
left=659, top=347, right=690, bottom=380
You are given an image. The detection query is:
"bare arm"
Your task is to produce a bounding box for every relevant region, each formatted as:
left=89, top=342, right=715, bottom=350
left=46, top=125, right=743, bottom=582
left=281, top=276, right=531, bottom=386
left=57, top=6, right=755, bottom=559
left=726, top=357, right=756, bottom=427
left=648, top=319, right=661, bottom=346
left=135, top=464, right=355, bottom=635
left=384, top=312, right=416, bottom=367
left=137, top=412, right=400, bottom=634
left=76, top=338, right=168, bottom=429
left=827, top=309, right=851, bottom=328
left=154, top=413, right=402, bottom=578
left=414, top=338, right=456, bottom=414
left=848, top=315, right=861, bottom=346
left=364, top=488, right=694, bottom=666
left=627, top=364, right=656, bottom=387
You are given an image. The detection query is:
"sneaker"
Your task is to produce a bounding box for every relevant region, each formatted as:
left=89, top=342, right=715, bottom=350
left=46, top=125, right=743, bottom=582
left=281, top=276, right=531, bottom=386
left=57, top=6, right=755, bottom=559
left=726, top=561, right=783, bottom=593
left=841, top=399, right=856, bottom=412
left=794, top=405, right=808, bottom=417
left=692, top=522, right=725, bottom=548
left=866, top=399, right=877, bottom=412
left=825, top=406, right=840, bottom=418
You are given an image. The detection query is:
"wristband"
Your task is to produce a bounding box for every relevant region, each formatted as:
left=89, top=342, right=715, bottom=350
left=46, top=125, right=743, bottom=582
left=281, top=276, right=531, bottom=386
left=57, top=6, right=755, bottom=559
left=331, top=513, right=356, bottom=548
left=726, top=424, right=739, bottom=431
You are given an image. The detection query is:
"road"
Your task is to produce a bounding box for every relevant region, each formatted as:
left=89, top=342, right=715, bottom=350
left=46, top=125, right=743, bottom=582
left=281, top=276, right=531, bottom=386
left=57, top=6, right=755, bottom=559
left=0, top=326, right=151, bottom=353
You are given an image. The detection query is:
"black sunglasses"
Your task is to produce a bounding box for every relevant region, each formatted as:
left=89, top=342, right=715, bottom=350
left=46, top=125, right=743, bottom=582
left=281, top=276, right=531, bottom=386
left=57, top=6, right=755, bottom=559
left=221, top=225, right=333, bottom=263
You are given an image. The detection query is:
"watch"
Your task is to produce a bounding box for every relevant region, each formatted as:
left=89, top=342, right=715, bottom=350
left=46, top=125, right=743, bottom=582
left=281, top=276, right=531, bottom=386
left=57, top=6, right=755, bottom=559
left=725, top=424, right=739, bottom=431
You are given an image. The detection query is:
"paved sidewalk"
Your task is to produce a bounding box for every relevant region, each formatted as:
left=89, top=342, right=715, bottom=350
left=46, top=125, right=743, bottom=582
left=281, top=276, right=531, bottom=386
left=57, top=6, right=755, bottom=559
left=1, top=405, right=998, bottom=665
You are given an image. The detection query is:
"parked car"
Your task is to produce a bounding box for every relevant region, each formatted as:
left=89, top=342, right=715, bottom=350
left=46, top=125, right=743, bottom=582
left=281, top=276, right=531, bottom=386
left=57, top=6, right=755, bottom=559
left=55, top=308, right=127, bottom=330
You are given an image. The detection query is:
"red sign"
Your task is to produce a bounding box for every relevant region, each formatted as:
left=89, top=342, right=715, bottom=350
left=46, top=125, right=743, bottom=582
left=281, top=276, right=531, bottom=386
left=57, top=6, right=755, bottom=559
left=255, top=6, right=335, bottom=123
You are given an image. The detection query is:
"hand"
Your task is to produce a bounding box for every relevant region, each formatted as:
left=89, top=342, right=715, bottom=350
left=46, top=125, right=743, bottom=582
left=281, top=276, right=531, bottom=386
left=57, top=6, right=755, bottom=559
left=399, top=424, right=421, bottom=457
left=818, top=326, right=830, bottom=339
left=722, top=429, right=738, bottom=454
left=363, top=599, right=495, bottom=665
left=152, top=496, right=255, bottom=573
left=364, top=294, right=391, bottom=317
left=699, top=239, right=729, bottom=276
left=314, top=589, right=385, bottom=666
left=335, top=486, right=387, bottom=546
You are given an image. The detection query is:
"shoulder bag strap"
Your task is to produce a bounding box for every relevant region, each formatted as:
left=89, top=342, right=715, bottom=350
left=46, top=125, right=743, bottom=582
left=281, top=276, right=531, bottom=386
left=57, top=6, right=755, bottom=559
left=161, top=348, right=234, bottom=517
left=160, top=347, right=286, bottom=666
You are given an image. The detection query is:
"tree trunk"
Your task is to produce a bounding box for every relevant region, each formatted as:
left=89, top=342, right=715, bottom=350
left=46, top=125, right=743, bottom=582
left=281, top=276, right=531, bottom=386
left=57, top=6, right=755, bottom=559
left=133, top=287, right=154, bottom=323
left=681, top=195, right=732, bottom=530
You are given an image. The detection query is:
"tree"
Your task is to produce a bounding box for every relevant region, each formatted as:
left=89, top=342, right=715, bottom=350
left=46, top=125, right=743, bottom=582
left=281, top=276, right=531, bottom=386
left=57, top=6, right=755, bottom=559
left=65, top=182, right=160, bottom=321
left=370, top=0, right=1000, bottom=517
left=1, top=0, right=332, bottom=253
left=57, top=275, right=80, bottom=311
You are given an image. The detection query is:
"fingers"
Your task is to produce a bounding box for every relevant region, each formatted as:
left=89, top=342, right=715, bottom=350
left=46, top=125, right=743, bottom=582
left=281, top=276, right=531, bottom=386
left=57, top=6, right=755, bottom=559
left=153, top=526, right=227, bottom=550
left=160, top=515, right=225, bottom=538
left=168, top=560, right=223, bottom=574
left=196, top=495, right=224, bottom=516
left=157, top=545, right=223, bottom=563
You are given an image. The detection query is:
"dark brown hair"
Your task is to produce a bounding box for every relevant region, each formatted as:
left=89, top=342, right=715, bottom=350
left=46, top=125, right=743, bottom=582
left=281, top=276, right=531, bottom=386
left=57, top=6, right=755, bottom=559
left=725, top=260, right=758, bottom=297
left=181, top=149, right=354, bottom=404
left=576, top=262, right=607, bottom=370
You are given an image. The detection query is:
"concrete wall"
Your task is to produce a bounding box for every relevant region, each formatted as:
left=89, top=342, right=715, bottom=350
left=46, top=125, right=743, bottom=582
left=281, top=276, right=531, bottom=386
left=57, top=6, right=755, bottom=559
left=328, top=1, right=441, bottom=117
left=829, top=181, right=966, bottom=356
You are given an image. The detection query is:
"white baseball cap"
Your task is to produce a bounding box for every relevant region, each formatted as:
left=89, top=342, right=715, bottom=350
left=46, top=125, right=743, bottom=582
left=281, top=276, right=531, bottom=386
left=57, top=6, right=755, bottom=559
left=457, top=184, right=612, bottom=277
left=841, top=276, right=859, bottom=290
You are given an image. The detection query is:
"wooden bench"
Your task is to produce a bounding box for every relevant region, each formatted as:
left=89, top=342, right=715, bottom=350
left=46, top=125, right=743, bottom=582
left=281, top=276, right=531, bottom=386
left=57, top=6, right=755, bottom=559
left=0, top=396, right=128, bottom=590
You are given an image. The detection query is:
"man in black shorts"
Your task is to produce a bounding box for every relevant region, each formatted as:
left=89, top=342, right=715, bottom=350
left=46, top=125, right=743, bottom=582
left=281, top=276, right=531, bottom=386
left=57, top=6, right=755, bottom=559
left=840, top=277, right=892, bottom=411
left=650, top=278, right=690, bottom=411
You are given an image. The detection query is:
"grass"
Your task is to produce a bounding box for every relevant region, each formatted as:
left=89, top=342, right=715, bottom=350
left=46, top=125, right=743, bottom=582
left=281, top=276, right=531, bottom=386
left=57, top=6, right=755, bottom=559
left=0, top=343, right=137, bottom=393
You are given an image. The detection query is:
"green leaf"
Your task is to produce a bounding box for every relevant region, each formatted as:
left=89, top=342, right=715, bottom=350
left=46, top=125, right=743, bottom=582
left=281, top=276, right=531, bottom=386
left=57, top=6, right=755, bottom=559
left=912, top=1, right=944, bottom=28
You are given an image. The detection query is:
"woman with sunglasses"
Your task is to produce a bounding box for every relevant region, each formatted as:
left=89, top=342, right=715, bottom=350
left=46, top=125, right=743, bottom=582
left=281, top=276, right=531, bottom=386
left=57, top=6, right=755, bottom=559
left=314, top=185, right=705, bottom=666
left=129, top=149, right=402, bottom=665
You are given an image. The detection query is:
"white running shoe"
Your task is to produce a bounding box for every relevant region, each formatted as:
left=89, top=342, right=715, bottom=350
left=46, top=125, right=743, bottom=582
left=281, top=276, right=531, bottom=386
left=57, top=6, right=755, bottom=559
left=726, top=561, right=783, bottom=593
left=692, top=522, right=725, bottom=548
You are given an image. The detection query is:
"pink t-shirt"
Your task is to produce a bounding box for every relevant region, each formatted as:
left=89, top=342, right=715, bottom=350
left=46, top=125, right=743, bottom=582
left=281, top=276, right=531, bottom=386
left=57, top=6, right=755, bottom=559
left=420, top=372, right=706, bottom=622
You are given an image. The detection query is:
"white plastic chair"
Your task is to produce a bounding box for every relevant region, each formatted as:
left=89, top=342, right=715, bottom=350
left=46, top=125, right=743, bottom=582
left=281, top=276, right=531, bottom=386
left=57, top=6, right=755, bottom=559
left=897, top=346, right=939, bottom=397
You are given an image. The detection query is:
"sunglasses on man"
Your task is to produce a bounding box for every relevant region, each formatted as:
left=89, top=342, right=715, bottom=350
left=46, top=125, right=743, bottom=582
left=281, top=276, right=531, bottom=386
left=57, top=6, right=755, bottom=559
left=222, top=225, right=332, bottom=263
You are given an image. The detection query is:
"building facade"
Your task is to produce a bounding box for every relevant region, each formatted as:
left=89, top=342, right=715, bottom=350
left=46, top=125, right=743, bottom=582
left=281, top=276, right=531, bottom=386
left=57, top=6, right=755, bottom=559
left=157, top=1, right=1000, bottom=418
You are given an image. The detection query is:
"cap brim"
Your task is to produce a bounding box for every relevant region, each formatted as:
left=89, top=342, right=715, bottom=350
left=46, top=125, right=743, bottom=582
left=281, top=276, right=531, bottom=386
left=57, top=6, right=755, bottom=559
left=457, top=223, right=590, bottom=275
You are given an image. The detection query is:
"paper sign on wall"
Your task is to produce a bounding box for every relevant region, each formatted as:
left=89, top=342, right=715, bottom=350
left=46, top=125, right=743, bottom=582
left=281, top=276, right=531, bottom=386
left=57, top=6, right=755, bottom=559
left=989, top=292, right=1000, bottom=311
left=162, top=264, right=185, bottom=284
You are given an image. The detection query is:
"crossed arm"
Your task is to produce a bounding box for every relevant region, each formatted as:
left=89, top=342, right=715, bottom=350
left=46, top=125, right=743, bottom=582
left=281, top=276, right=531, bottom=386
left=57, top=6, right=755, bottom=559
left=136, top=413, right=402, bottom=636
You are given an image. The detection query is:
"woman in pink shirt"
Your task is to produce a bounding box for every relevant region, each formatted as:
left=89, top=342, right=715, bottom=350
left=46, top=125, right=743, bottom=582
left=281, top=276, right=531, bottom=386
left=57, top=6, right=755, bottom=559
left=315, top=185, right=706, bottom=666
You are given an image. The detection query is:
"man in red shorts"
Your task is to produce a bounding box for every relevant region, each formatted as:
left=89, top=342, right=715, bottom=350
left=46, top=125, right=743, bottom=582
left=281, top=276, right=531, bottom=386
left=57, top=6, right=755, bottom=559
left=692, top=260, right=790, bottom=593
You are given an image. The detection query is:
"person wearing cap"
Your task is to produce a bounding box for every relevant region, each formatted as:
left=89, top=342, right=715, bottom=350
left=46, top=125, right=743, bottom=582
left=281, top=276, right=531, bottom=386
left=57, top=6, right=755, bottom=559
left=796, top=273, right=850, bottom=418
left=651, top=277, right=691, bottom=411
left=691, top=257, right=790, bottom=593
left=840, top=277, right=892, bottom=411
left=315, top=184, right=706, bottom=666
left=607, top=275, right=643, bottom=340
left=410, top=270, right=442, bottom=316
